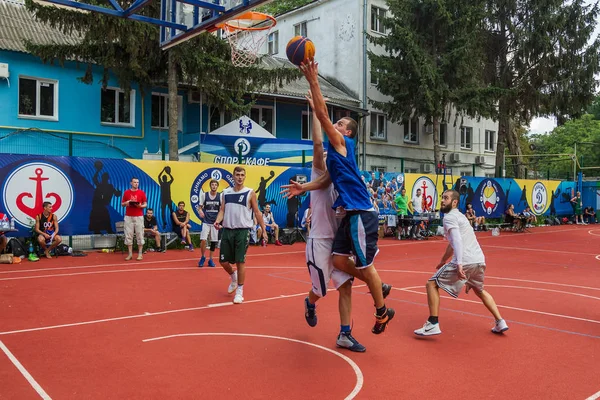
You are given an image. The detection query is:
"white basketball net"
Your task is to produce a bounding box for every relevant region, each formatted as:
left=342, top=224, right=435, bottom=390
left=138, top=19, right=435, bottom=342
left=221, top=17, right=274, bottom=67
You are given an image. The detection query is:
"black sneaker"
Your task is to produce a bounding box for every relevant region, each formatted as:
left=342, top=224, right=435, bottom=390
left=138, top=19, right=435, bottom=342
left=336, top=331, right=366, bottom=352
left=382, top=283, right=392, bottom=299
left=304, top=297, right=317, bottom=327
left=372, top=308, right=395, bottom=334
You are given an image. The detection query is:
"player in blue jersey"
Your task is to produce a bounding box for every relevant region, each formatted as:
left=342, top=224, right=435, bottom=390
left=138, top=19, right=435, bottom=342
left=283, top=60, right=394, bottom=334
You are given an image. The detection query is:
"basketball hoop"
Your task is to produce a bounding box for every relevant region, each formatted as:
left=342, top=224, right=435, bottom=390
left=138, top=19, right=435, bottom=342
left=217, top=11, right=276, bottom=67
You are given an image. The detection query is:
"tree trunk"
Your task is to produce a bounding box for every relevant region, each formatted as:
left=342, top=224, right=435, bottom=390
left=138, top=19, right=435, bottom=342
left=506, top=117, right=524, bottom=178
left=168, top=51, right=179, bottom=162
left=495, top=105, right=508, bottom=177
left=432, top=116, right=441, bottom=172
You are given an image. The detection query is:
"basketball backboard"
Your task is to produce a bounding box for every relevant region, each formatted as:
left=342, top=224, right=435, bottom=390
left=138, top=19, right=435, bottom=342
left=29, top=0, right=273, bottom=50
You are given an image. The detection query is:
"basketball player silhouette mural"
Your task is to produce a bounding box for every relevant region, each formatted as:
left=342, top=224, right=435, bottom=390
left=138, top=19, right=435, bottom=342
left=89, top=160, right=122, bottom=234
left=158, top=166, right=175, bottom=229
left=256, top=171, right=277, bottom=209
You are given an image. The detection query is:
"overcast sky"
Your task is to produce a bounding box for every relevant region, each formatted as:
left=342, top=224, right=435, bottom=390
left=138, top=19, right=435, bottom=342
left=527, top=1, right=600, bottom=134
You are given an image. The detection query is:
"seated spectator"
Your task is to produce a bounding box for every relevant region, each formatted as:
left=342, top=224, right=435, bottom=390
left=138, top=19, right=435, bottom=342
left=250, top=215, right=259, bottom=245
left=301, top=207, right=311, bottom=236
left=0, top=212, right=8, bottom=254
left=505, top=204, right=523, bottom=231
left=371, top=194, right=380, bottom=213
left=172, top=201, right=194, bottom=251
left=389, top=177, right=399, bottom=194
left=143, top=208, right=164, bottom=252
left=257, top=204, right=282, bottom=246
left=465, top=203, right=486, bottom=230
left=522, top=206, right=537, bottom=227
left=377, top=181, right=386, bottom=198
left=35, top=201, right=62, bottom=259
left=370, top=172, right=379, bottom=189
left=584, top=207, right=597, bottom=224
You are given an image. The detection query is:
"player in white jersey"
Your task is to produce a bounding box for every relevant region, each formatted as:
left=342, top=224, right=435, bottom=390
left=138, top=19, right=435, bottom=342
left=301, top=94, right=365, bottom=352
left=214, top=166, right=267, bottom=304
left=414, top=190, right=509, bottom=336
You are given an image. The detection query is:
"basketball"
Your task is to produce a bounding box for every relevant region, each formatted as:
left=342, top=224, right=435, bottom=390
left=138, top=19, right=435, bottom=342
left=286, top=36, right=315, bottom=66
left=165, top=166, right=171, bottom=174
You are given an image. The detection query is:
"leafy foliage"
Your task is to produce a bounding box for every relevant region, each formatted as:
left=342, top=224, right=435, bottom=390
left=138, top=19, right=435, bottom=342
left=257, top=0, right=314, bottom=16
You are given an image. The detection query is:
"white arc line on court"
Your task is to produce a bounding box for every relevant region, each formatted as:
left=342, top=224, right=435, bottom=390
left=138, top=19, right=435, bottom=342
left=142, top=333, right=363, bottom=400
left=395, top=286, right=600, bottom=324
left=484, top=285, right=600, bottom=301
left=481, top=244, right=598, bottom=256
left=588, top=229, right=600, bottom=237
left=586, top=390, right=600, bottom=400
left=0, top=340, right=52, bottom=399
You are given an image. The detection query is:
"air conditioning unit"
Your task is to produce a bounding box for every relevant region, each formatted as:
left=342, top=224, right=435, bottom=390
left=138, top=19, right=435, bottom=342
left=188, top=90, right=201, bottom=104
left=449, top=153, right=460, bottom=163
left=425, top=124, right=433, bottom=134
left=475, top=155, right=485, bottom=165
left=420, top=163, right=433, bottom=173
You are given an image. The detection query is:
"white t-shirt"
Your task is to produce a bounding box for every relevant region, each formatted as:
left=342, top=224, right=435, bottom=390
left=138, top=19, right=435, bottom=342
left=412, top=194, right=423, bottom=213
left=443, top=208, right=485, bottom=265
left=309, top=168, right=340, bottom=239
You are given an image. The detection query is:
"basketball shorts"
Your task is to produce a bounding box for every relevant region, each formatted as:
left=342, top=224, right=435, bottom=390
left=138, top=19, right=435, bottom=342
left=332, top=210, right=379, bottom=269
left=200, top=223, right=219, bottom=242
left=306, top=238, right=353, bottom=297
left=220, top=228, right=250, bottom=264
left=429, top=262, right=486, bottom=297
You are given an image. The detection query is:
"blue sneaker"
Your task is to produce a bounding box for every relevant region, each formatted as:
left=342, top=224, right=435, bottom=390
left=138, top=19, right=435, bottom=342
left=198, top=256, right=206, bottom=267
left=336, top=331, right=366, bottom=352
left=304, top=297, right=317, bottom=327
left=208, top=259, right=216, bottom=267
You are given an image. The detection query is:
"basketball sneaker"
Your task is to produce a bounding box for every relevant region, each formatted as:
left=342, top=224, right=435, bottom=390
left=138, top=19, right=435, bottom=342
left=414, top=321, right=442, bottom=336
left=227, top=272, right=238, bottom=294
left=372, top=308, right=395, bottom=334
left=382, top=283, right=392, bottom=299
left=233, top=288, right=244, bottom=304
left=304, top=297, right=317, bottom=327
left=208, top=259, right=216, bottom=267
left=198, top=256, right=206, bottom=267
left=336, top=331, right=366, bottom=352
left=491, top=319, right=509, bottom=334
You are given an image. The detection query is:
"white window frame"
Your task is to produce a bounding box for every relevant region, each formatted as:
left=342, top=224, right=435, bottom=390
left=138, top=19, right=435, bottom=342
left=301, top=111, right=312, bottom=141
left=18, top=76, right=59, bottom=121
left=294, top=22, right=307, bottom=37
left=372, top=166, right=386, bottom=174
left=151, top=93, right=183, bottom=131
left=208, top=107, right=233, bottom=132
left=439, top=123, right=447, bottom=147
left=485, top=129, right=496, bottom=152
left=250, top=105, right=274, bottom=134
left=370, top=67, right=379, bottom=85
left=461, top=171, right=473, bottom=176
left=371, top=5, right=386, bottom=34
left=370, top=113, right=387, bottom=141
left=404, top=119, right=418, bottom=144
left=268, top=31, right=279, bottom=55
left=101, top=87, right=136, bottom=127
left=460, top=126, right=473, bottom=150
left=404, top=167, right=418, bottom=173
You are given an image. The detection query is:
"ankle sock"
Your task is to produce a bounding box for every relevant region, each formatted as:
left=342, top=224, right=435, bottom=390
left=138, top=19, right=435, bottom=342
left=428, top=316, right=439, bottom=324
left=376, top=305, right=387, bottom=317
left=340, top=325, right=351, bottom=333
left=306, top=299, right=315, bottom=309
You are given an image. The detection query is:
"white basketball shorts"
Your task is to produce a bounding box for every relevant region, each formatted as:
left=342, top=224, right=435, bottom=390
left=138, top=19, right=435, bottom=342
left=306, top=237, right=353, bottom=297
left=200, top=223, right=219, bottom=242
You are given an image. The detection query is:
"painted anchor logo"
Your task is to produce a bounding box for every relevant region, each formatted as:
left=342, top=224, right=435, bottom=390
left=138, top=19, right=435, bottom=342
left=16, top=168, right=62, bottom=219
left=421, top=181, right=433, bottom=211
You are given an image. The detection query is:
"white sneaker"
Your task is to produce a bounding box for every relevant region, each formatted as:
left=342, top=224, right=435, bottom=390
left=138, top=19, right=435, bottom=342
left=227, top=272, right=238, bottom=294
left=491, top=319, right=509, bottom=334
left=414, top=321, right=441, bottom=336
left=233, top=290, right=244, bottom=304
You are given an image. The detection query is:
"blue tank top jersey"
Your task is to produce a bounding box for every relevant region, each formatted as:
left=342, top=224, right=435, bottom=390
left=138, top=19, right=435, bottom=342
left=326, top=136, right=372, bottom=210
left=202, top=192, right=222, bottom=224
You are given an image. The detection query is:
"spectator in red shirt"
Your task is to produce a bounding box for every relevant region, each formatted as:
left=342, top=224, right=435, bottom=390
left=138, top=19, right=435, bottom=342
left=0, top=212, right=8, bottom=254
left=121, top=177, right=147, bottom=261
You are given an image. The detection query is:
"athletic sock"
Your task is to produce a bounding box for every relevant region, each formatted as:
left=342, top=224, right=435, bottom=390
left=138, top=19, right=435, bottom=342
left=376, top=305, right=387, bottom=317
left=306, top=300, right=315, bottom=309
left=340, top=325, right=351, bottom=333
left=230, top=271, right=237, bottom=281
left=428, top=316, right=439, bottom=324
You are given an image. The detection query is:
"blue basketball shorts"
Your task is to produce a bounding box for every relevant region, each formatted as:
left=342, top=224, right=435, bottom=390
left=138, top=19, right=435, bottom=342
left=332, top=210, right=379, bottom=269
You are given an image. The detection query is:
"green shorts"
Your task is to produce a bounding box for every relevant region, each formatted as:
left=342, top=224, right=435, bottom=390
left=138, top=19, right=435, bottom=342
left=220, top=228, right=250, bottom=264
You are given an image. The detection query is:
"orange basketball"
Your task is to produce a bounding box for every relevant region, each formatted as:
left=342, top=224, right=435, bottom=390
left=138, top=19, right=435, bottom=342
left=286, top=36, right=316, bottom=66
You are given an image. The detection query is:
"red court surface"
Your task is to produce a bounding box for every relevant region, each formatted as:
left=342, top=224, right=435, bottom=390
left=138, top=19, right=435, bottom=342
left=1, top=225, right=599, bottom=399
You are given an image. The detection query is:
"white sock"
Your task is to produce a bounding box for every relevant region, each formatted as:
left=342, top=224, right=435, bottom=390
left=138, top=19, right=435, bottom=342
left=236, top=285, right=243, bottom=295
left=231, top=271, right=237, bottom=282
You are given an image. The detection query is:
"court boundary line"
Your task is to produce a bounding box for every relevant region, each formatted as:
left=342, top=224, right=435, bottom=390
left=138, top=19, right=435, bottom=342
left=0, top=340, right=52, bottom=399
left=142, top=332, right=363, bottom=400
left=586, top=390, right=600, bottom=400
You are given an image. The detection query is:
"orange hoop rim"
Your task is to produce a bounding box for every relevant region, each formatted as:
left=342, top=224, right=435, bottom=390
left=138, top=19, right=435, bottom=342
left=217, top=11, right=276, bottom=32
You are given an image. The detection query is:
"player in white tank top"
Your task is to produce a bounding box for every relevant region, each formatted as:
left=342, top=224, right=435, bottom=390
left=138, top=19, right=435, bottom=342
left=221, top=186, right=254, bottom=229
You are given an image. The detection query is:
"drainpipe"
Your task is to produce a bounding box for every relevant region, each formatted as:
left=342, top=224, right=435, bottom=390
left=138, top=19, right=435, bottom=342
left=362, top=0, right=368, bottom=170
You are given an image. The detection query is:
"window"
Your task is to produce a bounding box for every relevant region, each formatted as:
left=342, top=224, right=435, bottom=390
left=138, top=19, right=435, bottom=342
left=101, top=87, right=135, bottom=126
left=151, top=93, right=183, bottom=131
left=209, top=107, right=233, bottom=132
left=485, top=173, right=495, bottom=178
left=370, top=67, right=379, bottom=85
left=461, top=171, right=473, bottom=176
left=268, top=31, right=279, bottom=55
left=403, top=119, right=418, bottom=143
left=404, top=167, right=418, bottom=173
left=370, top=113, right=386, bottom=140
left=372, top=166, right=386, bottom=173
left=18, top=77, right=58, bottom=120
left=301, top=111, right=312, bottom=140
left=371, top=6, right=386, bottom=34
left=250, top=106, right=274, bottom=133
left=485, top=130, right=495, bottom=152
left=294, top=22, right=307, bottom=37
left=439, top=123, right=447, bottom=146
left=460, top=126, right=472, bottom=149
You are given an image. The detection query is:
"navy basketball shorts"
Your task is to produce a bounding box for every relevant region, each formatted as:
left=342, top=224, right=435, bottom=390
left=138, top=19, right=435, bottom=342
left=332, top=210, right=379, bottom=269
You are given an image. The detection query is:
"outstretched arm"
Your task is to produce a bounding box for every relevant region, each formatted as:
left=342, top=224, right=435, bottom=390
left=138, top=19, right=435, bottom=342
left=280, top=172, right=332, bottom=199
left=306, top=90, right=325, bottom=172
left=300, top=60, right=346, bottom=156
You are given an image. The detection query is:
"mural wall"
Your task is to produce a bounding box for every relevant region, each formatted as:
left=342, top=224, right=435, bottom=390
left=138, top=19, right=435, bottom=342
left=0, top=155, right=581, bottom=236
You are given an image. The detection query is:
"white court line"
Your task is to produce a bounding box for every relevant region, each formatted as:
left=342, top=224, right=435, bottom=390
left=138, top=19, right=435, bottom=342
left=0, top=340, right=52, bottom=399
left=588, top=229, right=600, bottom=237
left=596, top=255, right=600, bottom=261
left=396, top=286, right=600, bottom=324
left=143, top=333, right=363, bottom=400
left=586, top=390, right=600, bottom=400
left=481, top=244, right=598, bottom=256
left=484, top=285, right=600, bottom=301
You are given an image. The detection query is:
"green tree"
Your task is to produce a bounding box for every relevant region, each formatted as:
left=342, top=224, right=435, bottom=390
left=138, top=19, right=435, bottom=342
left=483, top=0, right=600, bottom=178
left=258, top=0, right=313, bottom=16
left=24, top=0, right=299, bottom=160
left=368, top=0, right=494, bottom=169
left=588, top=95, right=600, bottom=120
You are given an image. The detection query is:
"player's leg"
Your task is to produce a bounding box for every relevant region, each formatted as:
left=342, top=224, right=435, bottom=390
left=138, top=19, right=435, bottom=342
left=199, top=224, right=209, bottom=266
left=208, top=226, right=218, bottom=267
left=50, top=234, right=62, bottom=251
left=232, top=229, right=250, bottom=304
left=123, top=217, right=134, bottom=260
left=219, top=229, right=238, bottom=294
left=334, top=272, right=365, bottom=352
left=466, top=264, right=509, bottom=333
left=304, top=238, right=332, bottom=327
left=153, top=231, right=162, bottom=251
left=0, top=235, right=6, bottom=253
left=135, top=217, right=144, bottom=260
left=274, top=224, right=282, bottom=245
